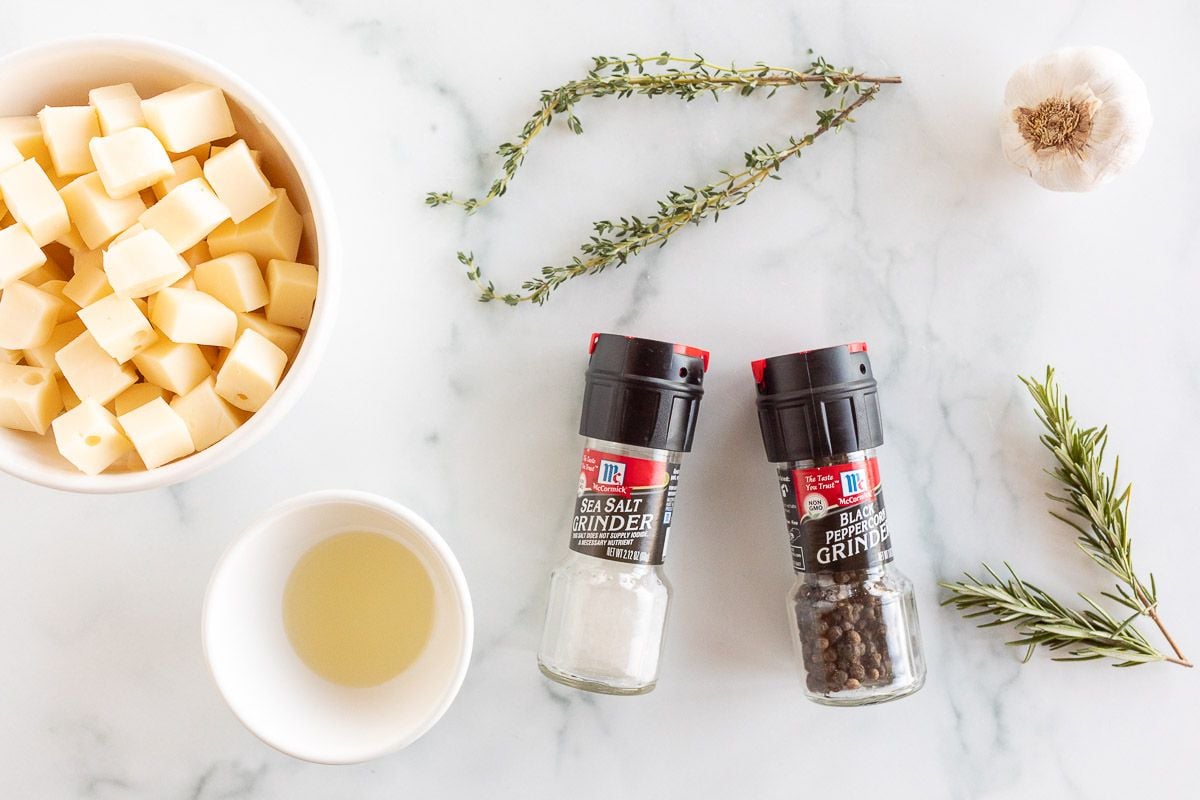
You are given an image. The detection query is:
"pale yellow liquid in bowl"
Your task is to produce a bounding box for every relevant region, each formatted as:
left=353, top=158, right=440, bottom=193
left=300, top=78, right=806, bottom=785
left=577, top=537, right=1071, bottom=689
left=283, top=531, right=435, bottom=688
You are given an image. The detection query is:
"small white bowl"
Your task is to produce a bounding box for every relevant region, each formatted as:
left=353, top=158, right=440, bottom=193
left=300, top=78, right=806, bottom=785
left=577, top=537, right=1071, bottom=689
left=203, top=491, right=474, bottom=764
left=0, top=36, right=339, bottom=493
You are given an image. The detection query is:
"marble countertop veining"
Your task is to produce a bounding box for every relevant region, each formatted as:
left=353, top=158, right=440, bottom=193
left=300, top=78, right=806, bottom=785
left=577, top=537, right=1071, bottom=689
left=2, top=1, right=1199, bottom=797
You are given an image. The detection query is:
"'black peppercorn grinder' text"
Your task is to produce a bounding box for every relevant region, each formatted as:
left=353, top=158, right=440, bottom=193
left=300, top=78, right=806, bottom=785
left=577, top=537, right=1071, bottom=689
left=538, top=333, right=708, bottom=695
left=752, top=343, right=925, bottom=706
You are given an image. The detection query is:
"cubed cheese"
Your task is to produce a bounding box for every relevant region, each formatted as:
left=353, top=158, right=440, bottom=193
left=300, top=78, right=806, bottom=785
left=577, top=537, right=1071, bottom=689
left=214, top=328, right=286, bottom=412
left=152, top=155, right=202, bottom=200
left=0, top=281, right=66, bottom=349
left=202, top=140, right=273, bottom=223
left=0, top=159, right=71, bottom=245
left=235, top=312, right=302, bottom=361
left=88, top=84, right=146, bottom=136
left=63, top=255, right=114, bottom=307
left=55, top=223, right=86, bottom=251
left=209, top=144, right=262, bottom=167
left=35, top=279, right=80, bottom=323
left=22, top=318, right=85, bottom=375
left=206, top=188, right=302, bottom=263
left=264, top=259, right=317, bottom=330
left=195, top=252, right=268, bottom=312
left=131, top=339, right=209, bottom=395
left=139, top=177, right=229, bottom=252
left=141, top=83, right=236, bottom=153
left=77, top=293, right=158, bottom=362
left=37, top=106, right=100, bottom=176
left=0, top=116, right=52, bottom=170
left=113, top=382, right=168, bottom=416
left=111, top=222, right=145, bottom=245
left=0, top=223, right=47, bottom=288
left=89, top=127, right=173, bottom=199
left=0, top=362, right=61, bottom=434
left=181, top=240, right=211, bottom=268
left=56, top=374, right=80, bottom=410
left=0, top=140, right=22, bottom=172
left=170, top=375, right=245, bottom=451
left=51, top=399, right=132, bottom=474
left=57, top=330, right=137, bottom=404
left=103, top=228, right=188, bottom=297
left=59, top=171, right=147, bottom=250
left=151, top=287, right=237, bottom=347
left=117, top=397, right=195, bottom=469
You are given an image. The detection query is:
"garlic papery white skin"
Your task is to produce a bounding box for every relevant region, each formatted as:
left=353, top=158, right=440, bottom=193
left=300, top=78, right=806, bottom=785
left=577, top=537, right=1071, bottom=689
left=1000, top=46, right=1152, bottom=192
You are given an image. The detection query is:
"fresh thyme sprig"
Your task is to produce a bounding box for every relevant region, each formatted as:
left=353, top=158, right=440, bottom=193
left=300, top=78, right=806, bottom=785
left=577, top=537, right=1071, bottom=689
left=940, top=368, right=1192, bottom=668
left=427, top=52, right=901, bottom=305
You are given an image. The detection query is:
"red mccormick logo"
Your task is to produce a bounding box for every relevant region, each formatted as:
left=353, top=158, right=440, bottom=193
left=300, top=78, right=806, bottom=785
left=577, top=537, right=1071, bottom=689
left=840, top=468, right=868, bottom=497
left=598, top=459, right=626, bottom=487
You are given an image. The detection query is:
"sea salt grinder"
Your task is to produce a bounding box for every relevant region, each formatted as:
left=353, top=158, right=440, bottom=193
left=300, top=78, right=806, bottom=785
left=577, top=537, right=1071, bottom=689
left=752, top=342, right=925, bottom=705
left=538, top=333, right=708, bottom=695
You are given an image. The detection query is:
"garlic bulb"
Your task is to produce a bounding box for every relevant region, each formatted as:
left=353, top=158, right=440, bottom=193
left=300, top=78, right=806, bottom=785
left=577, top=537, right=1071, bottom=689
left=1000, top=46, right=1152, bottom=192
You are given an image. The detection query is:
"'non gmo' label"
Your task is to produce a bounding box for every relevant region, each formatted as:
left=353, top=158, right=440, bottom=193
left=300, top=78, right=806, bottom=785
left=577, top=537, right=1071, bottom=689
left=777, top=458, right=892, bottom=573
left=569, top=448, right=679, bottom=566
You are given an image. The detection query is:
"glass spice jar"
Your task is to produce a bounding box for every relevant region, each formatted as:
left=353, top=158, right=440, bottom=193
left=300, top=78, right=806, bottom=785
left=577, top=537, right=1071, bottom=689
left=752, top=342, right=925, bottom=706
left=538, top=333, right=708, bottom=695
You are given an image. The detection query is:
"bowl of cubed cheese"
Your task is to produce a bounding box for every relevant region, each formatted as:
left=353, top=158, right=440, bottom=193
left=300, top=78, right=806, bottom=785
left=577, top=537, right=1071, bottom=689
left=0, top=36, right=337, bottom=492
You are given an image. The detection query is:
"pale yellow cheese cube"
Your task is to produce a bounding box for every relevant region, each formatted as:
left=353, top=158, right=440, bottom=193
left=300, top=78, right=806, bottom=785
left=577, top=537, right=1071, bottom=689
left=151, top=287, right=236, bottom=347
left=202, top=140, right=273, bottom=223
left=37, top=106, right=100, bottom=176
left=59, top=171, right=147, bottom=250
left=0, top=159, right=71, bottom=245
left=63, top=256, right=114, bottom=308
left=77, top=293, right=158, bottom=363
left=0, top=223, right=47, bottom=288
left=207, top=189, right=302, bottom=263
left=0, top=116, right=52, bottom=170
left=0, top=140, right=22, bottom=172
left=0, top=281, right=65, bottom=349
left=89, top=127, right=173, bottom=199
left=51, top=399, right=132, bottom=474
left=170, top=375, right=245, bottom=451
left=0, top=362, right=61, bottom=434
left=103, top=228, right=188, bottom=298
left=56, top=374, right=80, bottom=410
left=265, top=259, right=317, bottom=330
left=117, top=397, right=195, bottom=469
left=139, top=178, right=229, bottom=253
left=132, top=339, right=209, bottom=395
left=36, top=279, right=80, bottom=323
left=181, top=240, right=211, bottom=268
left=57, top=330, right=138, bottom=404
left=113, top=382, right=168, bottom=416
left=214, top=328, right=286, bottom=412
left=111, top=222, right=145, bottom=245
left=195, top=252, right=268, bottom=312
left=209, top=144, right=261, bottom=167
left=55, top=223, right=86, bottom=251
left=235, top=312, right=302, bottom=361
left=22, top=317, right=85, bottom=375
left=89, top=84, right=146, bottom=136
left=152, top=155, right=202, bottom=200
left=141, top=83, right=236, bottom=153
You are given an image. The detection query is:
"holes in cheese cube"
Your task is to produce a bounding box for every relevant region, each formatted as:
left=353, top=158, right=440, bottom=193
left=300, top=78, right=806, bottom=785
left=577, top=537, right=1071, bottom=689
left=141, top=83, right=236, bottom=153
left=51, top=398, right=132, bottom=474
left=37, top=105, right=100, bottom=177
left=89, top=127, right=173, bottom=199
left=59, top=171, right=148, bottom=250
left=113, top=382, right=167, bottom=417
left=195, top=252, right=268, bottom=313
left=265, top=259, right=317, bottom=330
left=132, top=339, right=209, bottom=395
left=0, top=362, right=62, bottom=434
left=117, top=397, right=195, bottom=469
left=235, top=312, right=302, bottom=361
left=88, top=84, right=146, bottom=136
left=0, top=223, right=48, bottom=288
left=153, top=155, right=202, bottom=200
left=22, top=318, right=85, bottom=375
left=0, top=281, right=66, bottom=349
left=207, top=188, right=302, bottom=264
left=0, top=159, right=71, bottom=246
left=215, top=328, right=286, bottom=412
left=57, top=330, right=138, bottom=405
left=150, top=288, right=237, bottom=347
left=63, top=253, right=114, bottom=307
left=171, top=375, right=246, bottom=451
left=77, top=293, right=158, bottom=363
left=103, top=228, right=189, bottom=298
left=203, top=140, right=273, bottom=223
left=139, top=178, right=229, bottom=253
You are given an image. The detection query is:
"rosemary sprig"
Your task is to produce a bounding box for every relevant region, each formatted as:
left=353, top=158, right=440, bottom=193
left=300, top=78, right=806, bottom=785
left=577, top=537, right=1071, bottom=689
left=427, top=52, right=901, bottom=305
left=940, top=368, right=1192, bottom=668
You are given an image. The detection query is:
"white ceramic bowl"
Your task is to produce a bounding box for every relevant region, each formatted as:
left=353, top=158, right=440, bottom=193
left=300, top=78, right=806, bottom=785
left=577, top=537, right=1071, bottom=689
left=203, top=491, right=474, bottom=764
left=0, top=36, right=338, bottom=493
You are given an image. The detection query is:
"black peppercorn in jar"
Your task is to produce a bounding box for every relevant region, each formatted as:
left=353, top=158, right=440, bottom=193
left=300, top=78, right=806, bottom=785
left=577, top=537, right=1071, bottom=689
left=752, top=342, right=925, bottom=706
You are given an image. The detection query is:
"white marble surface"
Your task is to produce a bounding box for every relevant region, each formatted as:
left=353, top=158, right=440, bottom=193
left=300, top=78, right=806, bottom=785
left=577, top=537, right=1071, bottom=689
left=2, top=1, right=1198, bottom=797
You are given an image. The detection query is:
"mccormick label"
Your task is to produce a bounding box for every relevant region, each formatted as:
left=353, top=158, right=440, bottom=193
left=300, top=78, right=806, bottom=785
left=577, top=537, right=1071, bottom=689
left=777, top=457, right=892, bottom=573
left=569, top=448, right=680, bottom=566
